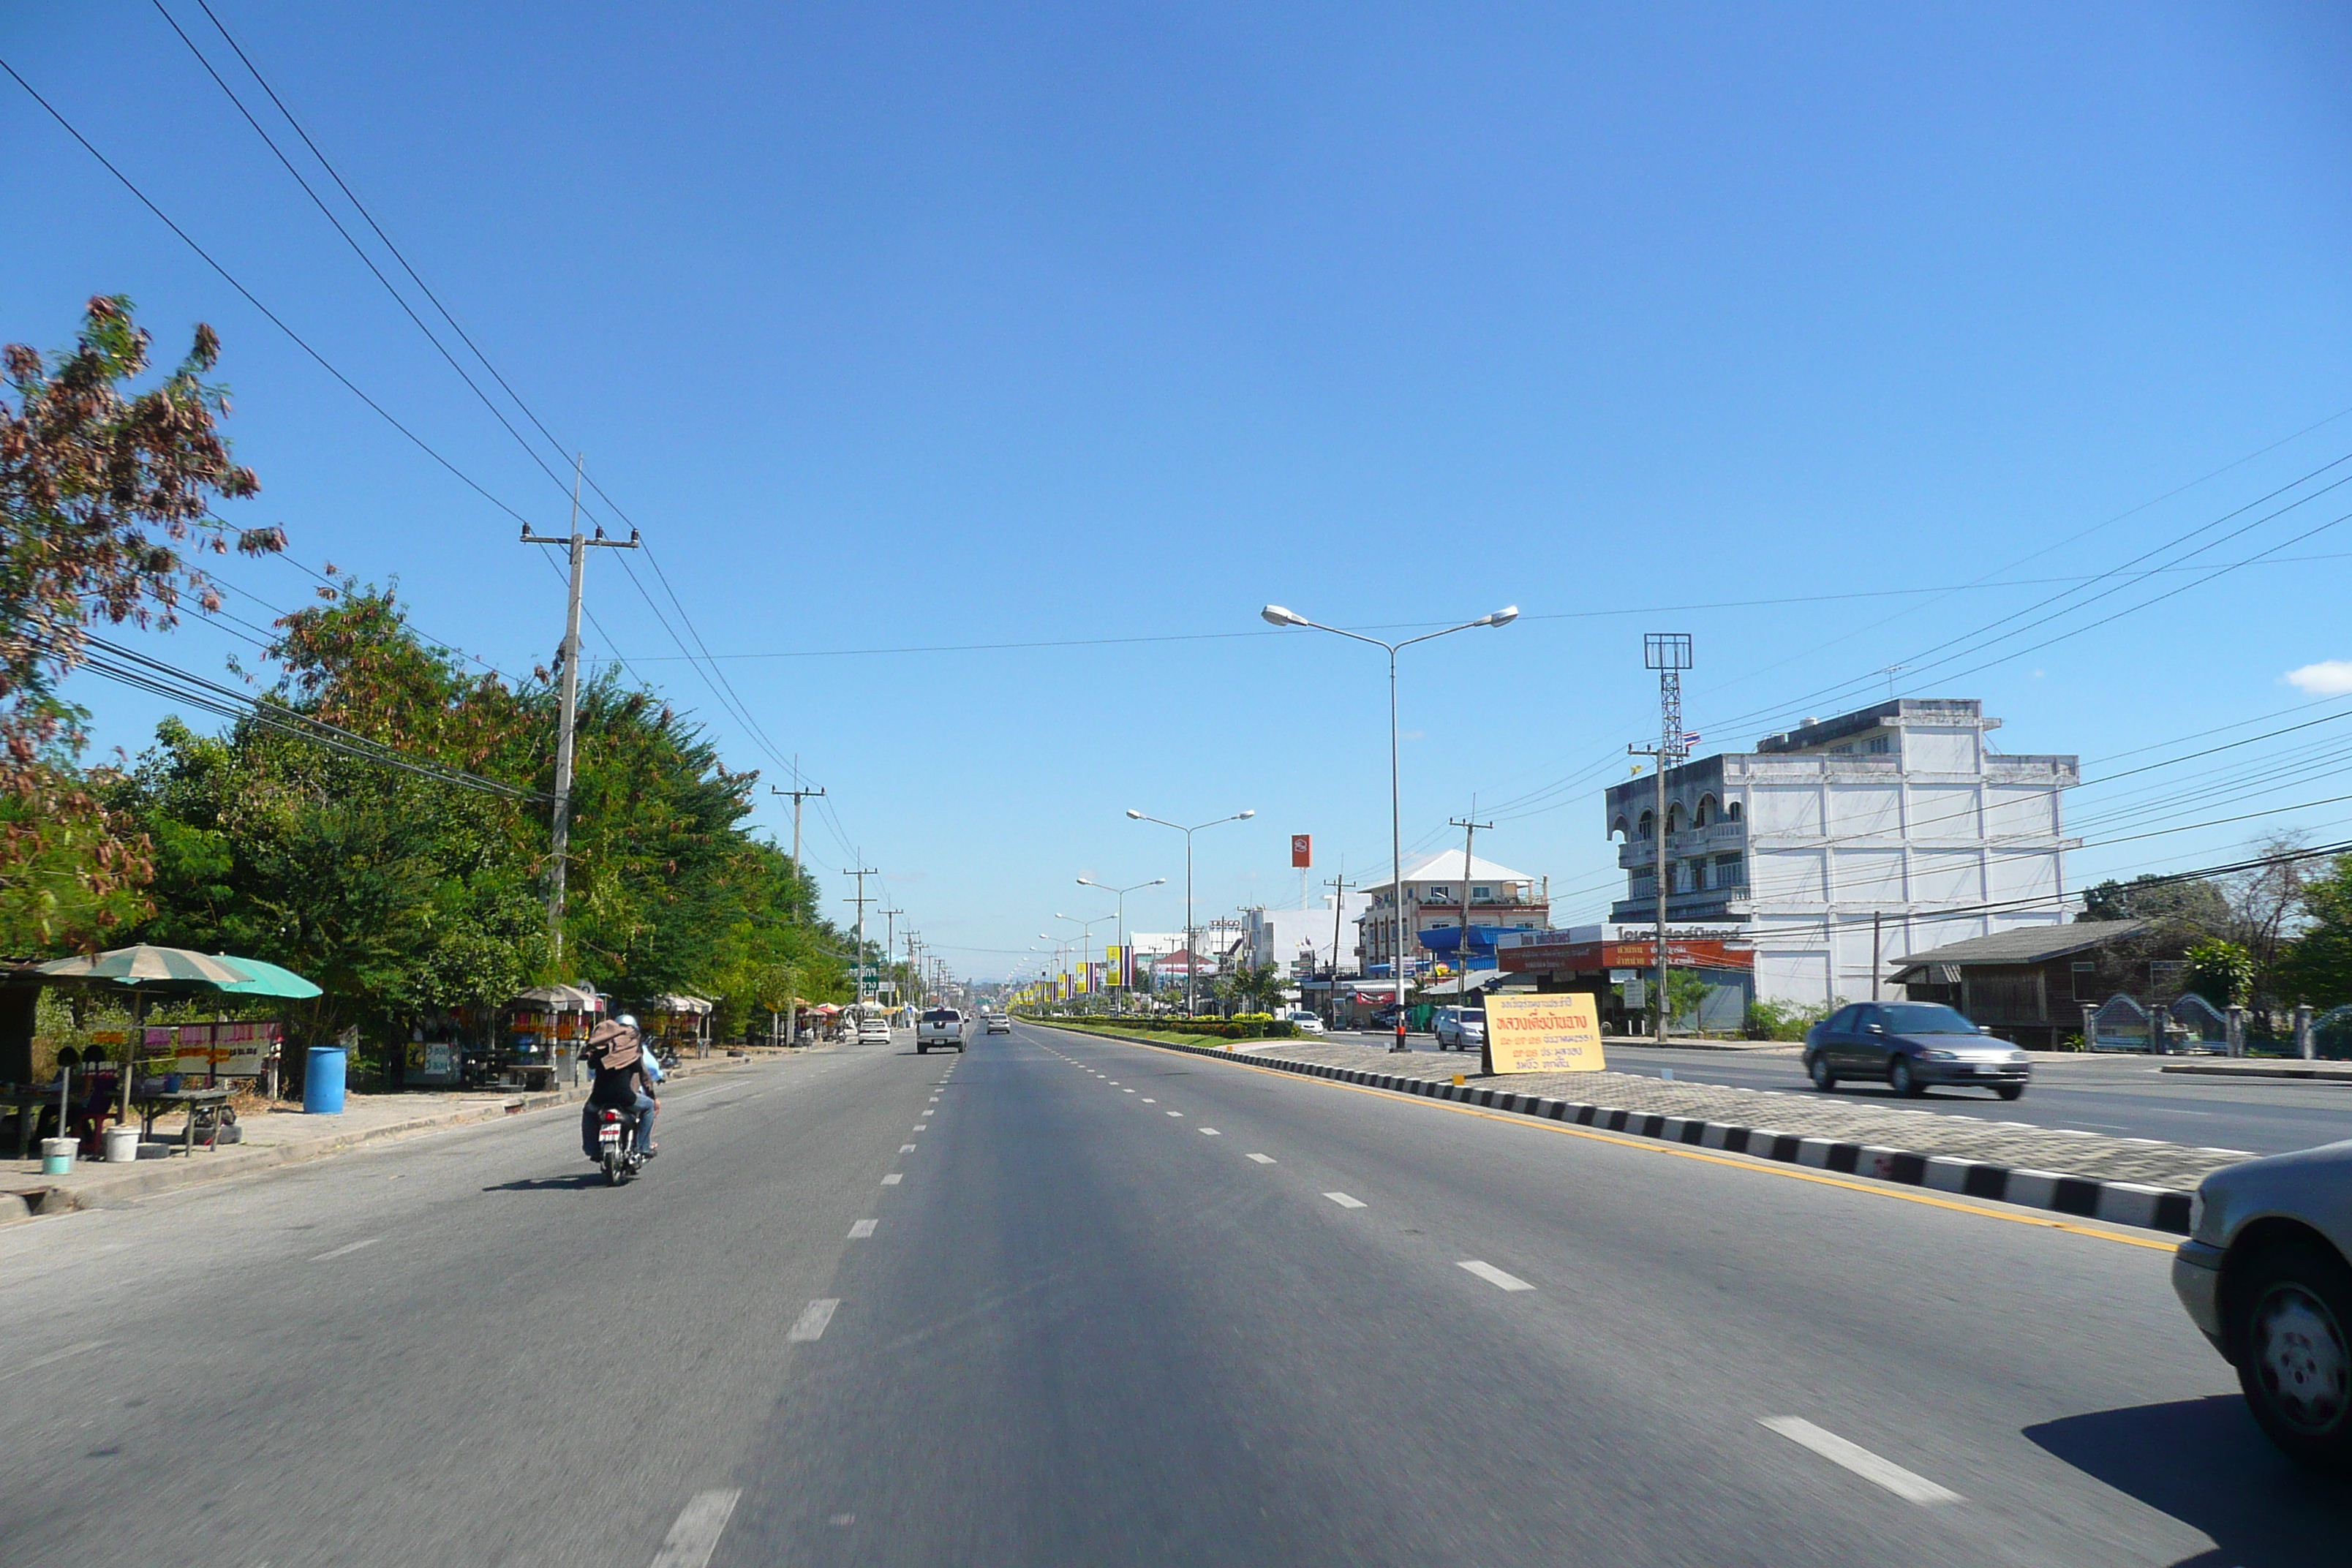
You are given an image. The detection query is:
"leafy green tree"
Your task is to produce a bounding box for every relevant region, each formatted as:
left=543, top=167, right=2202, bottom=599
left=1665, top=968, right=1712, bottom=1033
left=2275, top=855, right=2352, bottom=1007
left=2184, top=938, right=2254, bottom=1008
left=2078, top=875, right=2230, bottom=930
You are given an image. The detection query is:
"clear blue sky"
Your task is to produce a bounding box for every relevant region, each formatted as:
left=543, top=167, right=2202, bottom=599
left=6, top=2, right=2350, bottom=980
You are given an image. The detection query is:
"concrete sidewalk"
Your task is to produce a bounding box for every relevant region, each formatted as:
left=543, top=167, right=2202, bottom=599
left=0, top=1047, right=802, bottom=1221
left=2160, top=1059, right=2352, bottom=1083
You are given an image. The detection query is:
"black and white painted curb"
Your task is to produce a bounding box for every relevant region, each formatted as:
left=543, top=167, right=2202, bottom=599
left=1039, top=1025, right=2196, bottom=1235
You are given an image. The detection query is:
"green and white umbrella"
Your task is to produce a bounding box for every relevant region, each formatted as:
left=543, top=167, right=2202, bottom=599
left=37, top=945, right=260, bottom=991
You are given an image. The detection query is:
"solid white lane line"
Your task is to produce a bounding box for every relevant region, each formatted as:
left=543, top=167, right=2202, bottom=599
left=649, top=1488, right=742, bottom=1568
left=0, top=1340, right=108, bottom=1382
left=1457, top=1260, right=1535, bottom=1292
left=1200, top=1128, right=1221, bottom=1135
left=848, top=1220, right=878, bottom=1238
left=900, top=1143, right=917, bottom=1152
left=788, top=1299, right=840, bottom=1343
left=882, top=1174, right=903, bottom=1185
left=1247, top=1153, right=1275, bottom=1164
left=1323, top=1192, right=1367, bottom=1209
left=1758, top=1417, right=1963, bottom=1505
left=312, top=1238, right=381, bottom=1261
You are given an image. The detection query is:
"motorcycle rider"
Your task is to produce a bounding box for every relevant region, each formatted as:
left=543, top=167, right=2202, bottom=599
left=581, top=1017, right=660, bottom=1161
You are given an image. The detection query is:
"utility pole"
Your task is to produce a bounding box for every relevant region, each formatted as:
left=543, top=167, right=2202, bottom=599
left=1872, top=911, right=1883, bottom=1001
left=878, top=909, right=902, bottom=1006
left=771, top=768, right=826, bottom=910
left=520, top=456, right=638, bottom=964
left=843, top=866, right=878, bottom=1002
left=1628, top=633, right=1694, bottom=1044
left=1324, top=865, right=1355, bottom=1028
left=1449, top=810, right=1493, bottom=1016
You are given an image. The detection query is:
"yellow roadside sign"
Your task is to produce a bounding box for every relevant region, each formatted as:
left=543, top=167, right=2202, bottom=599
left=1485, top=992, right=1605, bottom=1074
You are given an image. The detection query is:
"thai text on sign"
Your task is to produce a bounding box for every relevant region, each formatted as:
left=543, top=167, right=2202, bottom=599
left=1484, top=992, right=1605, bottom=1074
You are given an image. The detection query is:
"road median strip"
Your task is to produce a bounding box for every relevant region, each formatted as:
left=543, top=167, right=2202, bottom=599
left=1027, top=1020, right=2218, bottom=1234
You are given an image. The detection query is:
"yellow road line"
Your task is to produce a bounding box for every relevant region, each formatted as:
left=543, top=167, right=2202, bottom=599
left=1043, top=1025, right=2177, bottom=1254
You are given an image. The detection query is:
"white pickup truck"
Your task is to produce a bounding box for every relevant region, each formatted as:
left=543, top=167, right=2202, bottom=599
left=916, top=1007, right=968, bottom=1054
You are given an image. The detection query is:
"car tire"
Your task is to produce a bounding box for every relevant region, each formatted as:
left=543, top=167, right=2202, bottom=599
left=916, top=1044, right=928, bottom=1055
left=1809, top=1055, right=1837, bottom=1093
left=1994, top=1085, right=2024, bottom=1101
left=2229, top=1239, right=2352, bottom=1474
left=1888, top=1058, right=1922, bottom=1097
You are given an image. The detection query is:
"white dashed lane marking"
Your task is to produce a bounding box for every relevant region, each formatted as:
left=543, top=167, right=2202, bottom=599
left=787, top=1300, right=840, bottom=1343
left=1247, top=1153, right=1275, bottom=1164
left=1759, top=1417, right=1963, bottom=1506
left=312, top=1238, right=381, bottom=1261
left=900, top=1143, right=916, bottom=1152
left=882, top=1174, right=903, bottom=1185
left=1200, top=1128, right=1221, bottom=1135
left=1323, top=1192, right=1367, bottom=1210
left=1166, top=1110, right=1183, bottom=1117
left=648, top=1488, right=742, bottom=1568
left=848, top=1220, right=878, bottom=1238
left=1457, top=1260, right=1534, bottom=1292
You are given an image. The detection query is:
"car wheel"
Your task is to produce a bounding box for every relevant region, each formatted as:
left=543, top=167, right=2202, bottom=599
left=1888, top=1057, right=1922, bottom=1097
left=2231, top=1240, right=2352, bottom=1473
left=916, top=1044, right=927, bottom=1055
left=1809, top=1055, right=1837, bottom=1093
left=1994, top=1085, right=2024, bottom=1101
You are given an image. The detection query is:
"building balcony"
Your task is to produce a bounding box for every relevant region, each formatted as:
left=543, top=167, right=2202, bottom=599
left=1618, top=821, right=1744, bottom=868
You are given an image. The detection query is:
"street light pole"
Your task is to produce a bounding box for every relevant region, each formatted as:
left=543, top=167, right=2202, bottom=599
left=1260, top=603, right=1518, bottom=1052
left=1126, top=810, right=1256, bottom=1017
left=1077, top=875, right=1166, bottom=1009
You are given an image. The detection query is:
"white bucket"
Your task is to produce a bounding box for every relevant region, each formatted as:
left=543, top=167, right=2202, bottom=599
left=40, top=1137, right=75, bottom=1176
left=104, top=1125, right=141, bottom=1164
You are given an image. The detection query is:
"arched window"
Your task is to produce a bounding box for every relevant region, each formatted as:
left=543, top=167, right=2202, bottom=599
left=1637, top=810, right=1654, bottom=839
left=1665, top=803, right=1684, bottom=834
left=1610, top=817, right=1631, bottom=842
left=1695, top=794, right=1716, bottom=827
left=1726, top=800, right=1743, bottom=822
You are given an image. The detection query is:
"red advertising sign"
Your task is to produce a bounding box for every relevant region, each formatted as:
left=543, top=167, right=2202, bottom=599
left=1291, top=834, right=1312, bottom=868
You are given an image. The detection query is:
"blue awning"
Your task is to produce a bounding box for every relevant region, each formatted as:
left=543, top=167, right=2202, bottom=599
left=1416, top=925, right=1507, bottom=954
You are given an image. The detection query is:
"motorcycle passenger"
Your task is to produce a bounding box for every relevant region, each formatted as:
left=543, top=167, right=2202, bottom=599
left=581, top=1018, right=660, bottom=1160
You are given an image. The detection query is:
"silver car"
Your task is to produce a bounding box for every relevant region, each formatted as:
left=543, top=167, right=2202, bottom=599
left=2173, top=1139, right=2352, bottom=1472
left=1432, top=1006, right=1485, bottom=1052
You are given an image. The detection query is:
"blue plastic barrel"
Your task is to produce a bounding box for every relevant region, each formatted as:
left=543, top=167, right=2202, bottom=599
left=304, top=1045, right=347, bottom=1114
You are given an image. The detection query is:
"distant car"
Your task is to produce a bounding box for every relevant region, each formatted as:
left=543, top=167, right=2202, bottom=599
left=985, top=1011, right=1011, bottom=1034
left=916, top=1007, right=968, bottom=1054
left=2174, top=1139, right=2352, bottom=1471
left=1281, top=1010, right=1326, bottom=1035
left=1432, top=1005, right=1485, bottom=1052
left=1802, top=1001, right=2029, bottom=1099
left=854, top=1015, right=892, bottom=1045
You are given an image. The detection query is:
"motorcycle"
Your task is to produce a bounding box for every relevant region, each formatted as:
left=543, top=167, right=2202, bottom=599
left=595, top=1105, right=646, bottom=1186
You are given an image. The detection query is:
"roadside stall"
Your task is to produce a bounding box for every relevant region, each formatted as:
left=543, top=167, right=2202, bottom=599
left=643, top=995, right=714, bottom=1060
left=501, top=984, right=603, bottom=1090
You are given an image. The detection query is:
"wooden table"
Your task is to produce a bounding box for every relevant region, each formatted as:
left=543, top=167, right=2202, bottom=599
left=4, top=1088, right=58, bottom=1159
left=133, top=1087, right=234, bottom=1156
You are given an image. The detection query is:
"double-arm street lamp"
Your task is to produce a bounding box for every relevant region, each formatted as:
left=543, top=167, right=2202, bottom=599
left=1126, top=808, right=1256, bottom=1017
left=1260, top=603, right=1518, bottom=1052
left=1075, top=875, right=1165, bottom=1006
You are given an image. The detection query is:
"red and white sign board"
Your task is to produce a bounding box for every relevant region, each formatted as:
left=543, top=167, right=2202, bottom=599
left=1291, top=834, right=1312, bottom=868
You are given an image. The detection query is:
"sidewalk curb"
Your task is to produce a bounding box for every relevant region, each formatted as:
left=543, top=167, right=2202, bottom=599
left=1035, top=1022, right=2198, bottom=1235
left=2160, top=1062, right=2352, bottom=1083
left=2, top=1052, right=767, bottom=1221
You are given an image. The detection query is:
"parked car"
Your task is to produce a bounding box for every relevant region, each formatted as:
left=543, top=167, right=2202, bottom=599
left=1802, top=1001, right=2029, bottom=1099
left=2174, top=1139, right=2352, bottom=1471
left=854, top=1014, right=892, bottom=1046
left=1432, top=1005, right=1485, bottom=1052
left=916, top=1007, right=968, bottom=1054
left=1281, top=1010, right=1327, bottom=1035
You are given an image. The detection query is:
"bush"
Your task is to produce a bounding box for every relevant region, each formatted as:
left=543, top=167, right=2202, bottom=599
left=1744, top=997, right=1836, bottom=1042
left=1058, top=1015, right=1298, bottom=1041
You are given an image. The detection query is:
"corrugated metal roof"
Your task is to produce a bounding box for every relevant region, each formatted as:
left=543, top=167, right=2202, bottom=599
left=1888, top=919, right=2147, bottom=972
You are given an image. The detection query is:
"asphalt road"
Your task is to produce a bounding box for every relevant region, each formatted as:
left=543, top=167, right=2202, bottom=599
left=1, top=1022, right=2343, bottom=1567
left=1330, top=1028, right=2352, bottom=1156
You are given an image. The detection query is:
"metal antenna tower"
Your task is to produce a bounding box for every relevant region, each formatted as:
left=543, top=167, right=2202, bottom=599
left=1628, top=633, right=1694, bottom=1044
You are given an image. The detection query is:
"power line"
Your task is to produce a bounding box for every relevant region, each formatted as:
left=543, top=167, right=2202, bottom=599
left=0, top=54, right=546, bottom=533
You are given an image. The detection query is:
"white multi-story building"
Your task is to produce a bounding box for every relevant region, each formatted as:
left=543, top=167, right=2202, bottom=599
left=1245, top=894, right=1373, bottom=977
left=1355, top=851, right=1549, bottom=974
left=1602, top=699, right=2079, bottom=1006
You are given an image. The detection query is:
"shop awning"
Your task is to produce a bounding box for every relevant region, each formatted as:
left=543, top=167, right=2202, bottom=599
left=645, top=994, right=714, bottom=1014
left=510, top=984, right=603, bottom=1010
